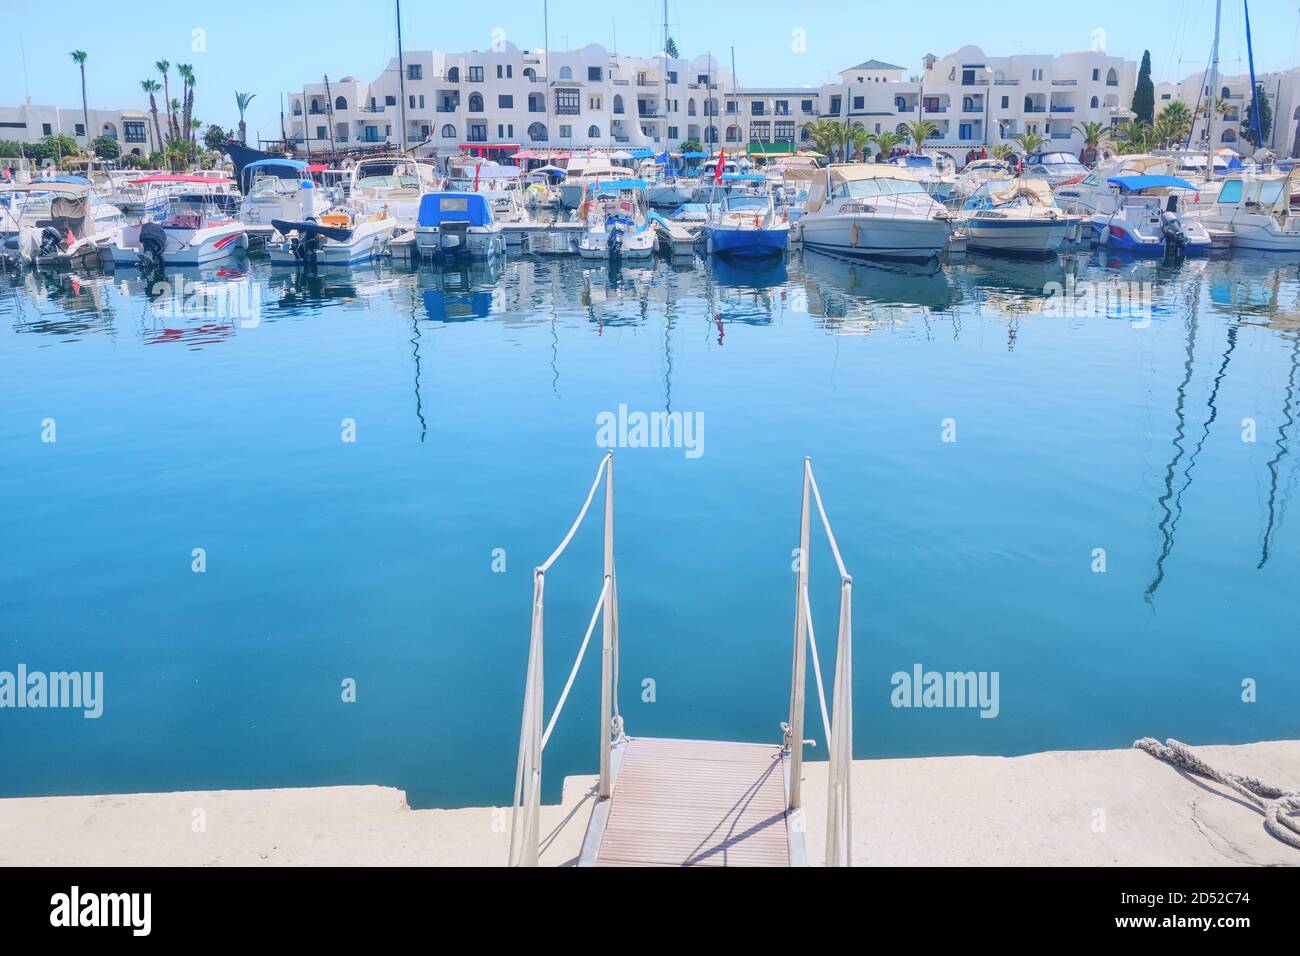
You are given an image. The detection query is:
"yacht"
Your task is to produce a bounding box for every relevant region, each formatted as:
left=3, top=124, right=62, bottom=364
left=958, top=179, right=1074, bottom=256
left=1021, top=151, right=1089, bottom=188
left=705, top=182, right=790, bottom=258
left=107, top=193, right=247, bottom=268
left=1053, top=154, right=1175, bottom=216
left=1090, top=175, right=1213, bottom=255
left=795, top=165, right=953, bottom=261
left=953, top=159, right=1014, bottom=202
left=890, top=154, right=957, bottom=201
left=347, top=155, right=442, bottom=227
left=238, top=159, right=330, bottom=227
left=1185, top=170, right=1300, bottom=251
left=268, top=208, right=397, bottom=267
left=576, top=181, right=657, bottom=261
left=414, top=192, right=504, bottom=259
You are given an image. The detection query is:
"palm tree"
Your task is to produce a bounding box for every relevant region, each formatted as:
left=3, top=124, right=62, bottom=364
left=903, top=119, right=938, bottom=155
left=235, top=91, right=256, bottom=145
left=990, top=143, right=1016, bottom=162
left=1072, top=120, right=1110, bottom=164
left=177, top=65, right=195, bottom=148
left=1155, top=101, right=1193, bottom=147
left=156, top=60, right=176, bottom=139
left=141, top=80, right=163, bottom=152
left=70, top=51, right=89, bottom=147
left=799, top=119, right=844, bottom=162
left=1114, top=121, right=1154, bottom=155
left=867, top=130, right=902, bottom=161
left=846, top=123, right=873, bottom=161
left=1009, top=131, right=1046, bottom=157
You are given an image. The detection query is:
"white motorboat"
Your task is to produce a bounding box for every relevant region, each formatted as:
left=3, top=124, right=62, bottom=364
left=414, top=192, right=505, bottom=259
left=705, top=182, right=790, bottom=258
left=347, top=155, right=441, bottom=227
left=1053, top=154, right=1176, bottom=217
left=268, top=208, right=397, bottom=267
left=795, top=165, right=953, bottom=261
left=1090, top=174, right=1213, bottom=256
left=1020, top=151, right=1089, bottom=188
left=1, top=176, right=122, bottom=240
left=107, top=195, right=247, bottom=268
left=953, top=159, right=1014, bottom=202
left=4, top=182, right=114, bottom=268
left=958, top=179, right=1075, bottom=256
left=558, top=156, right=640, bottom=209
left=1185, top=170, right=1300, bottom=251
left=238, top=159, right=331, bottom=228
left=576, top=181, right=657, bottom=261
left=890, top=154, right=957, bottom=201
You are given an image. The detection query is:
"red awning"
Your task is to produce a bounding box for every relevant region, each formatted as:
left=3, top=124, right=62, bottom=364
left=306, top=163, right=329, bottom=173
left=511, top=150, right=539, bottom=160
left=127, top=174, right=225, bottom=185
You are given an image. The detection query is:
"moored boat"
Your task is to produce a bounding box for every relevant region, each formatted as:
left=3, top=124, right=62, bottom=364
left=796, top=165, right=953, bottom=262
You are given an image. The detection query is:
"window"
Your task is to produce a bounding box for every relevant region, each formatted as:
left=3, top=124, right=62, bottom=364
left=1216, top=180, right=1243, bottom=204
left=408, top=64, right=422, bottom=80
left=1161, top=93, right=1172, bottom=100
left=468, top=123, right=487, bottom=141
left=614, top=95, right=625, bottom=114
left=775, top=100, right=788, bottom=115
left=667, top=125, right=678, bottom=139
left=555, top=88, right=579, bottom=115
left=496, top=65, right=503, bottom=78
left=419, top=95, right=425, bottom=108
left=1106, top=68, right=1118, bottom=86
left=667, top=71, right=677, bottom=84
left=853, top=96, right=864, bottom=110
left=524, top=68, right=536, bottom=81
left=498, top=95, right=513, bottom=109
left=468, top=93, right=484, bottom=112
left=726, top=125, right=741, bottom=142
left=441, top=124, right=456, bottom=138
left=775, top=121, right=795, bottom=141
left=506, top=65, right=512, bottom=78
left=726, top=101, right=737, bottom=114
left=559, top=124, right=572, bottom=138
left=802, top=99, right=813, bottom=113
left=528, top=121, right=547, bottom=141
left=123, top=121, right=146, bottom=143
left=750, top=101, right=763, bottom=115
left=829, top=96, right=841, bottom=114
left=409, top=95, right=416, bottom=109
left=528, top=93, right=545, bottom=112
left=386, top=95, right=396, bottom=106
left=1092, top=69, right=1100, bottom=81
left=589, top=95, right=601, bottom=110
left=1001, top=96, right=1009, bottom=109
left=749, top=121, right=769, bottom=140
left=559, top=66, right=573, bottom=80
left=335, top=96, right=347, bottom=110
left=447, top=67, right=460, bottom=82
left=687, top=98, right=696, bottom=116
left=587, top=124, right=600, bottom=138
left=588, top=67, right=603, bottom=82
left=1090, top=96, right=1099, bottom=108
left=439, top=95, right=459, bottom=112
left=468, top=66, right=484, bottom=82
left=75, top=123, right=85, bottom=136
left=962, top=69, right=976, bottom=85
left=316, top=126, right=326, bottom=139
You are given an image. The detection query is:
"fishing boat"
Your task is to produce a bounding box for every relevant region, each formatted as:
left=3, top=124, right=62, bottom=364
left=268, top=208, right=397, bottom=267
left=795, top=165, right=953, bottom=261
left=238, top=159, right=331, bottom=227
left=958, top=179, right=1074, bottom=256
left=414, top=192, right=504, bottom=259
left=107, top=194, right=247, bottom=268
left=1185, top=170, right=1300, bottom=251
left=1090, top=175, right=1213, bottom=256
left=576, top=181, right=657, bottom=261
left=4, top=182, right=113, bottom=268
left=705, top=177, right=790, bottom=258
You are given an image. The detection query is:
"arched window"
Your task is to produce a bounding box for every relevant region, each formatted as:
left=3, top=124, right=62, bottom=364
left=292, top=99, right=302, bottom=115
left=1221, top=86, right=1231, bottom=99
left=1024, top=95, right=1033, bottom=112
left=527, top=121, right=547, bottom=141
left=559, top=66, right=573, bottom=80
left=726, top=125, right=741, bottom=142
left=335, top=96, right=347, bottom=111
left=687, top=98, right=697, bottom=116
left=587, top=124, right=600, bottom=138
left=613, top=95, right=624, bottom=115
left=1221, top=128, right=1237, bottom=143
left=523, top=68, right=536, bottom=81
left=962, top=97, right=975, bottom=112
left=1090, top=96, right=1099, bottom=109
left=1106, top=68, right=1118, bottom=86
left=310, top=98, right=322, bottom=114
left=895, top=123, right=908, bottom=136
left=468, top=92, right=484, bottom=112
left=704, top=125, right=718, bottom=143
left=447, top=67, right=459, bottom=82
left=895, top=96, right=907, bottom=112
left=441, top=124, right=456, bottom=138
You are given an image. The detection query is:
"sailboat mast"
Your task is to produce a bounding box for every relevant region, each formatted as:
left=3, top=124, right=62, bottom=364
left=396, top=0, right=408, bottom=153
left=1205, top=0, right=1222, bottom=179
left=662, top=0, right=669, bottom=151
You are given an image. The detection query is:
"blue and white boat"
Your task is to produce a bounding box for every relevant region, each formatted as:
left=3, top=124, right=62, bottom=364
left=414, top=192, right=504, bottom=259
left=1090, top=175, right=1213, bottom=256
left=705, top=177, right=790, bottom=258
left=959, top=179, right=1074, bottom=257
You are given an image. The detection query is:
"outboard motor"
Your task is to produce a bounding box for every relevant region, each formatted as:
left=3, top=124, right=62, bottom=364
left=38, top=226, right=64, bottom=258
left=607, top=221, right=625, bottom=258
left=138, top=222, right=168, bottom=269
left=1160, top=211, right=1188, bottom=253
left=293, top=229, right=324, bottom=267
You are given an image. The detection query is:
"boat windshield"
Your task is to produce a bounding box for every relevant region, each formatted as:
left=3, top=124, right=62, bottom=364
left=723, top=196, right=770, bottom=212
left=832, top=178, right=928, bottom=200
left=358, top=175, right=420, bottom=191
left=1256, top=180, right=1285, bottom=207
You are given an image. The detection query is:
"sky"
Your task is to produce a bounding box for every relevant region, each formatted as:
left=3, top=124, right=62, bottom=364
left=2, top=0, right=1298, bottom=144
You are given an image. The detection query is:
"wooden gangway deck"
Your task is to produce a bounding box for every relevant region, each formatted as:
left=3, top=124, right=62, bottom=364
left=581, top=738, right=796, bottom=867
left=509, top=454, right=853, bottom=868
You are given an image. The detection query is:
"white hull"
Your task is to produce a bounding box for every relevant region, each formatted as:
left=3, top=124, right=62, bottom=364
left=964, top=219, right=1071, bottom=254
left=798, top=214, right=951, bottom=260
left=414, top=226, right=504, bottom=258
left=1229, top=222, right=1300, bottom=252
left=109, top=224, right=248, bottom=267
left=268, top=220, right=396, bottom=266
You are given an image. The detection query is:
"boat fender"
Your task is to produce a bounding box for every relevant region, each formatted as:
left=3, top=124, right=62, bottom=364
left=849, top=222, right=859, bottom=247
left=1099, top=226, right=1111, bottom=246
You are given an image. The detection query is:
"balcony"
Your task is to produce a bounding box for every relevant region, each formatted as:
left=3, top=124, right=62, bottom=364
left=1025, top=106, right=1047, bottom=113
left=1051, top=131, right=1073, bottom=139
left=1050, top=105, right=1076, bottom=113
left=993, top=79, right=1020, bottom=85
left=1051, top=79, right=1077, bottom=86
left=924, top=106, right=948, bottom=114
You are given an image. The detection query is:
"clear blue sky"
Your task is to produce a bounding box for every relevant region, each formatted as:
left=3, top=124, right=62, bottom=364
left=3, top=0, right=1297, bottom=143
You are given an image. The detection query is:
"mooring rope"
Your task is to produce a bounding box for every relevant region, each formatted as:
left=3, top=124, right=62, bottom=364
left=1134, top=737, right=1300, bottom=850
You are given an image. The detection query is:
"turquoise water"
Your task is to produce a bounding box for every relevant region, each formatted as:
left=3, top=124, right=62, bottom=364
left=1, top=249, right=1297, bottom=808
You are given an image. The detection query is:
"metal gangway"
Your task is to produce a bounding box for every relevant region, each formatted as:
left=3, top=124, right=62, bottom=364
left=508, top=454, right=854, bottom=867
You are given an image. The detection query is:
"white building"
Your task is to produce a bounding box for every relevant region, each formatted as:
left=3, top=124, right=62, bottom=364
left=1156, top=67, right=1300, bottom=157
left=283, top=42, right=1138, bottom=165
left=0, top=98, right=158, bottom=156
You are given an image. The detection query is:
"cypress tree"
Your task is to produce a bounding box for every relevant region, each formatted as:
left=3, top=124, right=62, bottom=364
left=1132, top=51, right=1154, bottom=125
left=1241, top=83, right=1273, bottom=147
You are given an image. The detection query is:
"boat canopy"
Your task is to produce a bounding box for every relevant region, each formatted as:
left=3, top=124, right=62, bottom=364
left=417, top=192, right=494, bottom=228
left=129, top=174, right=227, bottom=185
left=587, top=179, right=647, bottom=194
left=241, top=158, right=310, bottom=192
left=720, top=173, right=766, bottom=182
left=0, top=180, right=89, bottom=195
left=245, top=158, right=308, bottom=173
left=1108, top=174, right=1199, bottom=193
left=965, top=178, right=1055, bottom=208
left=805, top=164, right=924, bottom=213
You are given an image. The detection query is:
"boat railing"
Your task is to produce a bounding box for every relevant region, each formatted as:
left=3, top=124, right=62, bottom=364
left=508, top=452, right=620, bottom=867
left=784, top=457, right=854, bottom=867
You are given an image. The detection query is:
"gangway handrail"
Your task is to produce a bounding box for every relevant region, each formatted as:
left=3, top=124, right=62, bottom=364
left=784, top=457, right=854, bottom=867
left=508, top=452, right=620, bottom=867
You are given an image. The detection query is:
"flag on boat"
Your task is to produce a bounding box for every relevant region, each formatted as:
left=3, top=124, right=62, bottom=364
left=715, top=149, right=725, bottom=184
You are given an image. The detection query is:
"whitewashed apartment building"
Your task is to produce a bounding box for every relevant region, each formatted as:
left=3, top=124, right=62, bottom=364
left=0, top=98, right=159, bottom=155
left=1156, top=67, right=1300, bottom=157
left=283, top=41, right=1139, bottom=164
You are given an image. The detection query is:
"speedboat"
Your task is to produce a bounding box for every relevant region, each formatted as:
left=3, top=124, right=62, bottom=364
left=1053, top=154, right=1176, bottom=216
left=268, top=208, right=397, bottom=267
left=414, top=192, right=504, bottom=259
left=795, top=164, right=953, bottom=261
left=4, top=182, right=113, bottom=268
left=958, top=179, right=1074, bottom=256
left=107, top=194, right=247, bottom=268
left=576, top=181, right=657, bottom=261
left=1185, top=170, right=1300, bottom=252
left=116, top=173, right=239, bottom=218
left=1021, top=151, right=1089, bottom=188
left=1090, top=175, right=1213, bottom=256
left=347, top=155, right=442, bottom=228
left=705, top=180, right=789, bottom=258
left=954, top=159, right=1013, bottom=202
left=238, top=159, right=331, bottom=227
left=558, top=157, right=639, bottom=209
left=1, top=176, right=122, bottom=241
left=890, top=154, right=957, bottom=201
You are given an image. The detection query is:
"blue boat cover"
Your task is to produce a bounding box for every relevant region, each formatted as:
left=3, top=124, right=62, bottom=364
left=1108, top=174, right=1198, bottom=192
left=629, top=147, right=654, bottom=159
left=681, top=151, right=708, bottom=159
left=417, top=192, right=493, bottom=227
left=720, top=173, right=766, bottom=182
left=271, top=219, right=352, bottom=243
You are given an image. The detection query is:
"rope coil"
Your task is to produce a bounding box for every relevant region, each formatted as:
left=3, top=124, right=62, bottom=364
left=1134, top=737, right=1300, bottom=850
